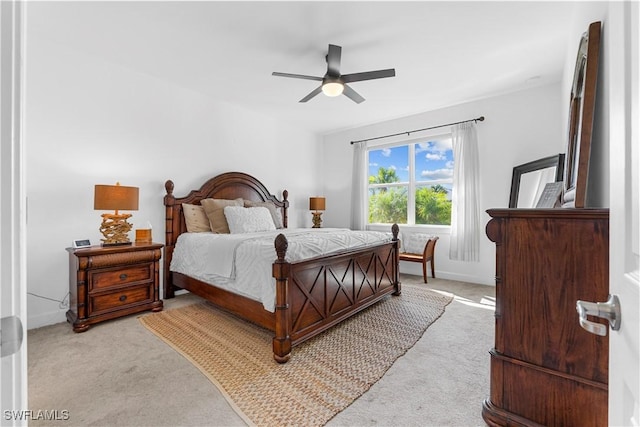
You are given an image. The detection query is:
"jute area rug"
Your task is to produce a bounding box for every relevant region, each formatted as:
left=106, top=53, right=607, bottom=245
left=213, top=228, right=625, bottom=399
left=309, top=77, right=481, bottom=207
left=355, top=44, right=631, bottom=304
left=139, top=284, right=452, bottom=427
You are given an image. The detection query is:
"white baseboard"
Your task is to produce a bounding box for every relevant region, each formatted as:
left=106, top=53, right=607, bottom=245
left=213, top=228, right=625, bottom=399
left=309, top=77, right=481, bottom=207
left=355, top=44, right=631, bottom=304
left=27, top=309, right=67, bottom=330
left=399, top=264, right=495, bottom=286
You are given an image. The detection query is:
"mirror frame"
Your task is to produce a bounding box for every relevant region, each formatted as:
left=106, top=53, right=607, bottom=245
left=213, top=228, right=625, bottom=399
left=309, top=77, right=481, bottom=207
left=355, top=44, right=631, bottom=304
left=562, top=21, right=601, bottom=208
left=509, top=154, right=566, bottom=208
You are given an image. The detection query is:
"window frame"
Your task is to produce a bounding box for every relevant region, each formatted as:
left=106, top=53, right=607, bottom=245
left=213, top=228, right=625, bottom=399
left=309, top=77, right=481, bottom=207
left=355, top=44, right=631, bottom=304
left=366, top=130, right=453, bottom=228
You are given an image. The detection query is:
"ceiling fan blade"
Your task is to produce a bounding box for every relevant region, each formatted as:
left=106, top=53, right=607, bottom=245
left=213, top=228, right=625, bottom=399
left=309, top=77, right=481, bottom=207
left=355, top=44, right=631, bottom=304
left=299, top=86, right=323, bottom=103
left=341, top=68, right=396, bottom=84
left=326, top=44, right=342, bottom=76
left=272, top=72, right=323, bottom=81
left=342, top=84, right=365, bottom=104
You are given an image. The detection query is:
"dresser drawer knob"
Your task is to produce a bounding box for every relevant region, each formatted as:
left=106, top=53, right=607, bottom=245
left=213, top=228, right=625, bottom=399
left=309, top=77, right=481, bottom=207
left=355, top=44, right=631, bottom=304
left=119, top=295, right=127, bottom=302
left=119, top=274, right=128, bottom=280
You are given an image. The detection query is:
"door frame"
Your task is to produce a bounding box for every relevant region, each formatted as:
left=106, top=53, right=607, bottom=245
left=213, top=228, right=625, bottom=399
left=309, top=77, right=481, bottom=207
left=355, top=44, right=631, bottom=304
left=0, top=0, right=27, bottom=424
left=607, top=1, right=640, bottom=425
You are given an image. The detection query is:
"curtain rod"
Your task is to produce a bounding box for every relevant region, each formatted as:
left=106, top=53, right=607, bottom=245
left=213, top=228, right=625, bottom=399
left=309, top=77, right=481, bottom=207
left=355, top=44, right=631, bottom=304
left=350, top=116, right=485, bottom=145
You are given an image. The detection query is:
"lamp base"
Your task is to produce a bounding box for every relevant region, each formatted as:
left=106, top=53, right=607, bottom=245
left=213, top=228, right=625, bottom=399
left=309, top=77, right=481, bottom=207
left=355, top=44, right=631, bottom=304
left=311, top=212, right=323, bottom=228
left=99, top=213, right=133, bottom=245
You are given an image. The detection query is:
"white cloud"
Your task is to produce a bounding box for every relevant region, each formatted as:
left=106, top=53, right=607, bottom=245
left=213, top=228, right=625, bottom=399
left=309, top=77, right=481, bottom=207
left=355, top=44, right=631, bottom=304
left=381, top=148, right=392, bottom=157
left=425, top=152, right=445, bottom=161
left=415, top=138, right=452, bottom=155
left=420, top=168, right=453, bottom=182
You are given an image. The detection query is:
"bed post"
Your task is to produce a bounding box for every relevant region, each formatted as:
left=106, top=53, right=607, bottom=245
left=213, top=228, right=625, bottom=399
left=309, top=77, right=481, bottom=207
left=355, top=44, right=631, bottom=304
left=392, top=223, right=402, bottom=296
left=163, top=180, right=176, bottom=299
left=272, top=233, right=292, bottom=363
left=281, top=190, right=289, bottom=228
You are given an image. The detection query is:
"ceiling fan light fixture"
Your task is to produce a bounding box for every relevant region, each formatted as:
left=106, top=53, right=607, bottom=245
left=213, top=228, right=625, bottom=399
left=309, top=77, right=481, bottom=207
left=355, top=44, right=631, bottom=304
left=322, top=81, right=344, bottom=97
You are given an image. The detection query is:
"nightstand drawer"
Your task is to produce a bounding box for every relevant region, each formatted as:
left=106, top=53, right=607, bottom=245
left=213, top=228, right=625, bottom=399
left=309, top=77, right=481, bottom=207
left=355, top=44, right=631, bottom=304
left=90, top=285, right=153, bottom=314
left=89, top=264, right=152, bottom=291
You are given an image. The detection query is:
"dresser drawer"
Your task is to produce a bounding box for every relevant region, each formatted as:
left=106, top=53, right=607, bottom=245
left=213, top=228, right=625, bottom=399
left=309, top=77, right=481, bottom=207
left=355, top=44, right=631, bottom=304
left=89, top=285, right=153, bottom=315
left=89, top=264, right=153, bottom=291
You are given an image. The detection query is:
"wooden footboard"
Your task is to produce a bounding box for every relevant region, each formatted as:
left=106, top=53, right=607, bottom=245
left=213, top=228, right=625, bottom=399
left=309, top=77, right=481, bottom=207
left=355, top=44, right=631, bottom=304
left=272, top=225, right=400, bottom=363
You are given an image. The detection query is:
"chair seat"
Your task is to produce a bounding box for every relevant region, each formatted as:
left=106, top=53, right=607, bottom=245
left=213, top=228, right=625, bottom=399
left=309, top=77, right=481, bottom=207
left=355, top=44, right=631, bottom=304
left=399, top=253, right=423, bottom=262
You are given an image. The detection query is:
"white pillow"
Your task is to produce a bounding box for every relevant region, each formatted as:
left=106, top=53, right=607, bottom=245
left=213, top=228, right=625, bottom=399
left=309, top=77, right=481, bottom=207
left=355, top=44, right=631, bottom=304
left=243, top=200, right=284, bottom=229
left=223, top=206, right=276, bottom=234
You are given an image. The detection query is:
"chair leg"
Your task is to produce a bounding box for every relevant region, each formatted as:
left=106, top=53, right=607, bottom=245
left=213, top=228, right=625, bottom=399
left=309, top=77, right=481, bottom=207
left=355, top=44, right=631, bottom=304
left=422, top=260, right=428, bottom=283
left=430, top=257, right=436, bottom=278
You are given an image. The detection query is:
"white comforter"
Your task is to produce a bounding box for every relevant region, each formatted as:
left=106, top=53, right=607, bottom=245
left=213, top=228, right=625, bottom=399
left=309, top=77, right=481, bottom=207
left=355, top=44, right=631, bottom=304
left=170, top=228, right=393, bottom=312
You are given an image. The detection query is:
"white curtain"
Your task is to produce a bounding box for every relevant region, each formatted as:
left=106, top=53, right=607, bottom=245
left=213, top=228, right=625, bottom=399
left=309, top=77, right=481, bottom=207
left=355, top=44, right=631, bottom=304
left=351, top=141, right=368, bottom=230
left=449, top=122, right=481, bottom=262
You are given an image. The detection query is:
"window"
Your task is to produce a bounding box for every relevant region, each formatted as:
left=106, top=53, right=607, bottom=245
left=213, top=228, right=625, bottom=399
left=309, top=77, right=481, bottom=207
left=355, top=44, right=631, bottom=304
left=367, top=134, right=453, bottom=226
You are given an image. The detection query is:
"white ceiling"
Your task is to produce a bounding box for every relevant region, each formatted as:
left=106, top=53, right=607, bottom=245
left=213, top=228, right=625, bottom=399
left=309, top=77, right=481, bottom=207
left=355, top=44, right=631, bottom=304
left=29, top=1, right=578, bottom=135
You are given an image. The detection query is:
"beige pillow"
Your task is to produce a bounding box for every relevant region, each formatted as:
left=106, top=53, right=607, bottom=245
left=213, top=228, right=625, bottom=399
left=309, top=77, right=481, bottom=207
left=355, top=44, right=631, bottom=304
left=182, top=203, right=211, bottom=232
left=243, top=200, right=284, bottom=229
left=201, top=198, right=244, bottom=233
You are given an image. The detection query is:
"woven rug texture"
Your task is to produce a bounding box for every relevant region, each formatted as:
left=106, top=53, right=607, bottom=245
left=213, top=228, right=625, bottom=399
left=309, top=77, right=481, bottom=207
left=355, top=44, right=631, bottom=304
left=139, top=284, right=452, bottom=427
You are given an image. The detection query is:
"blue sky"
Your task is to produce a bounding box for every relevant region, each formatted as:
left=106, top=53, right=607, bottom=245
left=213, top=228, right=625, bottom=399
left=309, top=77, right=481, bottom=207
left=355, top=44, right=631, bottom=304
left=368, top=137, right=454, bottom=185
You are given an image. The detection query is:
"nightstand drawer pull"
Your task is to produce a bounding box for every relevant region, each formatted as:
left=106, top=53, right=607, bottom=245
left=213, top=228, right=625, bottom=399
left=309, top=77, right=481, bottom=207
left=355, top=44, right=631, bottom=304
left=119, top=295, right=127, bottom=302
left=119, top=273, right=128, bottom=280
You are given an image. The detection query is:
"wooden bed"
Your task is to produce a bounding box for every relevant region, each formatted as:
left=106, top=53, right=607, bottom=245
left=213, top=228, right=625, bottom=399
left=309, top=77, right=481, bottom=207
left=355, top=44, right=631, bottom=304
left=163, top=171, right=401, bottom=363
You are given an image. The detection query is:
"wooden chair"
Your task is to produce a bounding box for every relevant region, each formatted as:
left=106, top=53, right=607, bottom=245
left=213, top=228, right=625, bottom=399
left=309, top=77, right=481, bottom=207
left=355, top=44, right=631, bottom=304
left=399, top=235, right=439, bottom=283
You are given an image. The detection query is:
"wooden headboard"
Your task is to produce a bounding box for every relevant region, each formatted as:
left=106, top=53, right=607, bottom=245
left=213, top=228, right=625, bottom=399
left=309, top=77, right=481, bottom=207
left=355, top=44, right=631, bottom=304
left=163, top=171, right=289, bottom=266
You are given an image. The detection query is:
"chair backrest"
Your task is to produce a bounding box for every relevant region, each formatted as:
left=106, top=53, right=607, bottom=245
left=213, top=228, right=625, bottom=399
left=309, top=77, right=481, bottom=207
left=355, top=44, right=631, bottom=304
left=401, top=233, right=438, bottom=256
left=423, top=236, right=439, bottom=259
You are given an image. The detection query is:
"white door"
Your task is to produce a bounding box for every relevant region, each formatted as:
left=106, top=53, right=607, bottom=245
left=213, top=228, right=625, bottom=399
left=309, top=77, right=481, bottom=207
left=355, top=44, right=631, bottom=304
left=0, top=1, right=27, bottom=425
left=608, top=1, right=640, bottom=426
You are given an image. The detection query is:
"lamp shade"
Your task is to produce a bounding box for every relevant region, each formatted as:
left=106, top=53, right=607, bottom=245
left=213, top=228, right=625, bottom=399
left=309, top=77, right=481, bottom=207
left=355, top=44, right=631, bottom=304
left=94, top=184, right=139, bottom=211
left=309, top=197, right=326, bottom=211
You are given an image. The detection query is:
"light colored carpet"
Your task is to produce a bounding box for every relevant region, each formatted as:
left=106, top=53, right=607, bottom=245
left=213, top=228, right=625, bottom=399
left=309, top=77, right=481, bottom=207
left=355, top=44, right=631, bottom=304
left=139, top=284, right=452, bottom=427
left=27, top=275, right=495, bottom=426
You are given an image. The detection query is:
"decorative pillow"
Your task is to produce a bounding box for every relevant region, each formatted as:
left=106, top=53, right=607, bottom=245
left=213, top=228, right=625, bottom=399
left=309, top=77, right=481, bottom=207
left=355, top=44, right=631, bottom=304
left=403, top=233, right=432, bottom=254
left=243, top=200, right=283, bottom=229
left=182, top=203, right=211, bottom=233
left=200, top=198, right=244, bottom=234
left=223, top=206, right=276, bottom=234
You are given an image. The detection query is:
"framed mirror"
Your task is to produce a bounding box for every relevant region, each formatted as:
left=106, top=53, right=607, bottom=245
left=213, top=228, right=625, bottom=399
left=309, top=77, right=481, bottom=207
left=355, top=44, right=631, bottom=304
left=509, top=154, right=565, bottom=208
left=562, top=21, right=601, bottom=208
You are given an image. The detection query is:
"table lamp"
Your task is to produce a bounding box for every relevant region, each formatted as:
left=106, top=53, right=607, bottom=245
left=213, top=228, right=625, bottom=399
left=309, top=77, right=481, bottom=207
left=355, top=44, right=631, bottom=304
left=94, top=182, right=139, bottom=246
left=309, top=197, right=326, bottom=228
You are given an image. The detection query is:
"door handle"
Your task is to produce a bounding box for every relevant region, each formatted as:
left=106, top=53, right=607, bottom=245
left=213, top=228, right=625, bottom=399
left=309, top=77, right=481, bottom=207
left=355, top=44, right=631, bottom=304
left=1, top=315, right=24, bottom=358
left=576, top=294, right=621, bottom=336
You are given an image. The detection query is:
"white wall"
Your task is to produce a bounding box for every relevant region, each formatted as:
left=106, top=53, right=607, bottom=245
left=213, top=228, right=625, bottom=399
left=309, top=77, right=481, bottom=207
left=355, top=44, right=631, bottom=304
left=24, top=31, right=322, bottom=328
left=322, top=84, right=563, bottom=285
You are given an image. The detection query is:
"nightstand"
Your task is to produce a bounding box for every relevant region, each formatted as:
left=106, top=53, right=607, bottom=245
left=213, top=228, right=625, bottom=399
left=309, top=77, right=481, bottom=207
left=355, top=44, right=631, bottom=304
left=66, top=242, right=164, bottom=332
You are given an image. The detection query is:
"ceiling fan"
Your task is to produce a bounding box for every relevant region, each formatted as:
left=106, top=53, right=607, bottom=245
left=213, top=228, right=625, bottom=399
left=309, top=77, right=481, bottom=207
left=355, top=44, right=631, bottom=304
left=272, top=44, right=396, bottom=104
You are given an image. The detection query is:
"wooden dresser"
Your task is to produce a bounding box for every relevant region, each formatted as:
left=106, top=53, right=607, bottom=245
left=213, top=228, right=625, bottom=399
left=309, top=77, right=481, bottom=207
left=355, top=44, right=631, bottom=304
left=483, top=208, right=609, bottom=426
left=67, top=242, right=164, bottom=332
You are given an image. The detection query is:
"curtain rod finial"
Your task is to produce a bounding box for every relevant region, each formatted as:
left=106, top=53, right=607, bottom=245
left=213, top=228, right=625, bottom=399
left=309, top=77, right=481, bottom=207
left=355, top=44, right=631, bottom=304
left=477, top=116, right=485, bottom=122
